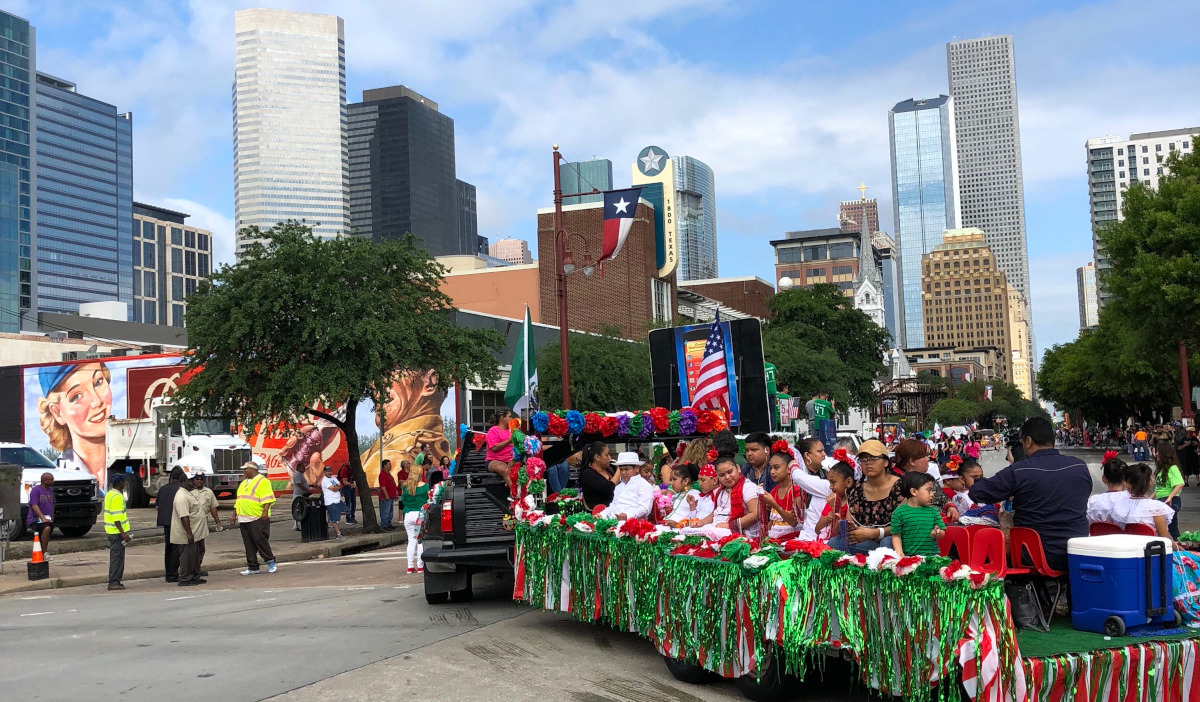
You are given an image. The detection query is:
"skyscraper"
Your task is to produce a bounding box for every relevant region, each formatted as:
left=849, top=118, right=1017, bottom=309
left=1085, top=129, right=1197, bottom=304
left=34, top=72, right=133, bottom=318
left=559, top=158, right=612, bottom=206
left=233, top=9, right=348, bottom=256
left=947, top=36, right=1029, bottom=299
left=0, top=11, right=35, bottom=332
left=490, top=238, right=532, bottom=265
left=888, top=95, right=960, bottom=348
left=673, top=155, right=717, bottom=282
left=347, top=86, right=467, bottom=255
left=1076, top=261, right=1099, bottom=329
left=839, top=196, right=879, bottom=236
left=131, top=202, right=212, bottom=327
left=457, top=179, right=478, bottom=253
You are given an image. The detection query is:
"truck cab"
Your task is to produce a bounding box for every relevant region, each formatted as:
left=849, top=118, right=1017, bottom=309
left=0, top=442, right=101, bottom=539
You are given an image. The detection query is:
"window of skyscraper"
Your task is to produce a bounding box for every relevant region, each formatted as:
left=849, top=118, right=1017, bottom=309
left=143, top=242, right=155, bottom=268
left=185, top=250, right=196, bottom=275
left=143, top=301, right=156, bottom=325
left=185, top=230, right=195, bottom=248
left=171, top=227, right=183, bottom=245
left=143, top=221, right=155, bottom=239
left=172, top=248, right=183, bottom=271
left=143, top=271, right=155, bottom=297
left=172, top=275, right=183, bottom=300
left=199, top=253, right=209, bottom=277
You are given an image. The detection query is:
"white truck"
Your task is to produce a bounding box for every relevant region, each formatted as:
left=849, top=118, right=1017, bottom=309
left=106, top=398, right=265, bottom=508
left=0, top=442, right=101, bottom=539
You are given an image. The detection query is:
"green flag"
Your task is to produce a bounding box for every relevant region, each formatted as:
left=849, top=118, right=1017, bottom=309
left=505, top=305, right=538, bottom=413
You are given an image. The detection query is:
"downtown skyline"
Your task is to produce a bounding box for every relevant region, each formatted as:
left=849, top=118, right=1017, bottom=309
left=11, top=0, right=1200, bottom=361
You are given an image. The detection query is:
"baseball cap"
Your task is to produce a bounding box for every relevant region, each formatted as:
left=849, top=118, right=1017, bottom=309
left=613, top=451, right=642, bottom=466
left=856, top=439, right=889, bottom=458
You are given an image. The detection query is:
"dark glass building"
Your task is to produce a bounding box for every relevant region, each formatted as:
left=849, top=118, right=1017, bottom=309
left=457, top=178, right=477, bottom=251
left=560, top=158, right=612, bottom=206
left=34, top=72, right=132, bottom=318
left=0, top=11, right=34, bottom=333
left=348, top=85, right=468, bottom=255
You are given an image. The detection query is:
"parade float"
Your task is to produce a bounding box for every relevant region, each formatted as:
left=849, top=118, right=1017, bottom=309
left=503, top=407, right=1200, bottom=702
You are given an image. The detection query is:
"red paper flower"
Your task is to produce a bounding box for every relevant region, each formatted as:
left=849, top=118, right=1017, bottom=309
left=710, top=410, right=728, bottom=432
left=772, top=439, right=791, bottom=454
left=583, top=412, right=601, bottom=434
left=696, top=412, right=714, bottom=434
left=650, top=407, right=670, bottom=432
left=968, top=572, right=989, bottom=588
left=599, top=415, right=618, bottom=437
left=707, top=448, right=719, bottom=462
left=618, top=518, right=657, bottom=540
left=547, top=414, right=568, bottom=436
left=784, top=539, right=831, bottom=558
left=832, top=447, right=850, bottom=463
left=1103, top=450, right=1119, bottom=463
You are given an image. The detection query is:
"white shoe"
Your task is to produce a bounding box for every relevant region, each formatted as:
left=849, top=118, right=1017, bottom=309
left=240, top=569, right=260, bottom=576
left=267, top=561, right=277, bottom=573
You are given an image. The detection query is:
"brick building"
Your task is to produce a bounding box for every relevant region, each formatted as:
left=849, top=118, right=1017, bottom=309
left=839, top=197, right=879, bottom=235
left=536, top=200, right=675, bottom=339
left=679, top=276, right=774, bottom=319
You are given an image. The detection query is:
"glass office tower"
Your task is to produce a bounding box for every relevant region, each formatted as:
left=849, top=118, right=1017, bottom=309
left=674, top=155, right=717, bottom=282
left=0, top=11, right=34, bottom=332
left=888, top=95, right=960, bottom=348
left=34, top=72, right=132, bottom=318
left=560, top=158, right=612, bottom=205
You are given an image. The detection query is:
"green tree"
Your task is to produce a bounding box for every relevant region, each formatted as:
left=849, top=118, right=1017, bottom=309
left=538, top=325, right=653, bottom=411
left=763, top=284, right=890, bottom=408
left=927, top=397, right=979, bottom=427
left=171, top=222, right=502, bottom=532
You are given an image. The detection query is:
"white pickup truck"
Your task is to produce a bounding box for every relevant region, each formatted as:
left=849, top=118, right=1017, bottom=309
left=0, top=442, right=101, bottom=539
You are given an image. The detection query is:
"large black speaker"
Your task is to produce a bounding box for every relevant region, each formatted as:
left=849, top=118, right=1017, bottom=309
left=648, top=318, right=770, bottom=433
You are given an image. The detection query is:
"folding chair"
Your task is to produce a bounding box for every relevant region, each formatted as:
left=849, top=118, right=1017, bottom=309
left=1124, top=523, right=1157, bottom=537
left=1009, top=527, right=1067, bottom=627
left=940, top=525, right=971, bottom=562
left=968, top=527, right=1007, bottom=578
left=1090, top=521, right=1122, bottom=536
left=964, top=523, right=991, bottom=541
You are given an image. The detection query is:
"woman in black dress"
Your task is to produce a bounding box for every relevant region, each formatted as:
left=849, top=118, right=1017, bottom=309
left=578, top=441, right=618, bottom=510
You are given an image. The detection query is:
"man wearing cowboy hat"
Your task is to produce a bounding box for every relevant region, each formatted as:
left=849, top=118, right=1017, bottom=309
left=600, top=452, right=656, bottom=521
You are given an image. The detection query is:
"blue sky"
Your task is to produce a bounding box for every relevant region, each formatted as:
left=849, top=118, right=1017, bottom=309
left=11, top=0, right=1200, bottom=362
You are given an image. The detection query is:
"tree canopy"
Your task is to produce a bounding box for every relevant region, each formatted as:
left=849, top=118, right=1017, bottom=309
left=538, top=325, right=653, bottom=412
left=763, top=284, right=891, bottom=408
left=1038, top=141, right=1200, bottom=423
left=925, top=376, right=1047, bottom=429
left=171, top=221, right=502, bottom=531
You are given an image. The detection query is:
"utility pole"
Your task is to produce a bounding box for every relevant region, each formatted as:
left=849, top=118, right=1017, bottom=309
left=1181, top=341, right=1194, bottom=423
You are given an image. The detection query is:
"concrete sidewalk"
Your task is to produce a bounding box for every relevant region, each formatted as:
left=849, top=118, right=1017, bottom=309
left=0, top=510, right=406, bottom=595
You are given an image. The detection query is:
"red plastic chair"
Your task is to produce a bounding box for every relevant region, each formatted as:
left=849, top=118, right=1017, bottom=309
left=1008, top=527, right=1066, bottom=578
left=1090, top=521, right=1122, bottom=536
left=1124, top=523, right=1157, bottom=537
left=940, top=525, right=971, bottom=561
left=968, top=527, right=1007, bottom=577
left=964, top=524, right=991, bottom=541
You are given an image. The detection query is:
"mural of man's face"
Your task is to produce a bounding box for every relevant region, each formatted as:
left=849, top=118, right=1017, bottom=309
left=379, top=369, right=445, bottom=430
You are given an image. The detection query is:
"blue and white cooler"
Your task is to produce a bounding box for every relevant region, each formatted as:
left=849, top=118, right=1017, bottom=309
left=1068, top=534, right=1178, bottom=636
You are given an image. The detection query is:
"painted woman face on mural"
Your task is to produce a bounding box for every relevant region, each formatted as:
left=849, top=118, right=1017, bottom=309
left=37, top=362, right=113, bottom=482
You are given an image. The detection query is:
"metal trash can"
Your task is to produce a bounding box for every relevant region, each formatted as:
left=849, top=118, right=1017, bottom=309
left=292, top=495, right=328, bottom=543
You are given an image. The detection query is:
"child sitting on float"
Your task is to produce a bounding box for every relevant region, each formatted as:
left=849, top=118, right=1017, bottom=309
left=599, top=451, right=656, bottom=521
left=684, top=463, right=719, bottom=525
left=815, top=461, right=854, bottom=541
left=759, top=441, right=805, bottom=540
left=1087, top=451, right=1129, bottom=525
left=1104, top=462, right=1174, bottom=541
left=662, top=461, right=701, bottom=528
left=694, top=455, right=763, bottom=537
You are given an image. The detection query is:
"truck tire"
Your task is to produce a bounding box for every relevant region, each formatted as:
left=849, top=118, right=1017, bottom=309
left=735, top=654, right=787, bottom=702
left=2, top=517, right=24, bottom=541
left=449, top=576, right=474, bottom=603
left=126, top=473, right=148, bottom=509
left=662, top=655, right=713, bottom=685
left=59, top=524, right=93, bottom=538
left=425, top=580, right=450, bottom=605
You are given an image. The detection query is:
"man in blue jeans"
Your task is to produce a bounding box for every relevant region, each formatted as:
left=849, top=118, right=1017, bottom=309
left=377, top=459, right=398, bottom=531
left=320, top=465, right=346, bottom=539
left=336, top=463, right=357, bottom=524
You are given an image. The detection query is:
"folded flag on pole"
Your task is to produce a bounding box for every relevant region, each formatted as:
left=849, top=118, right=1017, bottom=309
left=599, top=188, right=644, bottom=265
left=504, top=305, right=538, bottom=414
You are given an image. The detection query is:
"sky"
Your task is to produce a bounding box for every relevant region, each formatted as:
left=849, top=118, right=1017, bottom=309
left=10, top=0, right=1200, bottom=363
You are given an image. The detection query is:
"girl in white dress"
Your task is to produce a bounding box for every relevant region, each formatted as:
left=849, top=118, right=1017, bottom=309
left=1109, top=462, right=1174, bottom=540
left=1087, top=452, right=1129, bottom=525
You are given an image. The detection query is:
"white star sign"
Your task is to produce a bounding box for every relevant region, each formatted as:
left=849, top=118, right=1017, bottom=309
left=640, top=148, right=663, bottom=173
left=612, top=197, right=630, bottom=214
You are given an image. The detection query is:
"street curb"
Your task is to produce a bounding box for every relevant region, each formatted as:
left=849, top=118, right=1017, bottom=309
left=1, top=530, right=406, bottom=595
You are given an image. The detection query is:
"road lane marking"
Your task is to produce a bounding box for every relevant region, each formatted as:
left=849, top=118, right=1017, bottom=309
left=255, top=598, right=278, bottom=602
left=165, top=594, right=209, bottom=601
left=20, top=611, right=53, bottom=617
left=20, top=596, right=53, bottom=600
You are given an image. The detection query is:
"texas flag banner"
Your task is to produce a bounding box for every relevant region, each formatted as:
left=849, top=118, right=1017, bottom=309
left=599, top=187, right=643, bottom=264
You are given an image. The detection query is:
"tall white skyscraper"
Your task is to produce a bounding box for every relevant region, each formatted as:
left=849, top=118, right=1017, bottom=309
left=946, top=36, right=1028, bottom=298
left=888, top=95, right=960, bottom=348
left=233, top=9, right=348, bottom=257
left=673, top=155, right=717, bottom=281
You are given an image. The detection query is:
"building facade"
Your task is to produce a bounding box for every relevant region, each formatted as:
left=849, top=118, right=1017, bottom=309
left=772, top=227, right=862, bottom=297
left=673, top=155, right=717, bottom=281
left=1076, top=260, right=1099, bottom=329
left=905, top=345, right=1004, bottom=384
left=839, top=196, right=879, bottom=236
left=947, top=36, right=1029, bottom=300
left=34, top=72, right=132, bottom=319
left=888, top=95, right=960, bottom=348
left=233, top=9, right=348, bottom=255
left=0, top=11, right=34, bottom=333
left=919, top=228, right=1013, bottom=382
left=489, top=237, right=532, bottom=265
left=559, top=158, right=612, bottom=206
left=536, top=200, right=675, bottom=339
left=1007, top=288, right=1033, bottom=399
left=678, top=277, right=773, bottom=320
left=131, top=202, right=212, bottom=327
left=1085, top=129, right=1197, bottom=302
left=347, top=86, right=467, bottom=255
left=873, top=231, right=901, bottom=347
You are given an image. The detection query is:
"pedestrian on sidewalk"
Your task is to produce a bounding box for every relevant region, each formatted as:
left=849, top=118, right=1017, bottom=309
left=378, top=459, right=398, bottom=531
left=196, top=478, right=223, bottom=534
left=172, top=474, right=209, bottom=586
left=157, top=466, right=185, bottom=582
left=320, top=464, right=346, bottom=539
left=231, top=462, right=276, bottom=575
left=293, top=455, right=320, bottom=531
left=401, top=467, right=428, bottom=573
left=104, top=473, right=131, bottom=590
left=337, top=463, right=358, bottom=524
left=26, top=472, right=54, bottom=557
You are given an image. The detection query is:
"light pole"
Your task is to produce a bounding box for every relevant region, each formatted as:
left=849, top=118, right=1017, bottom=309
left=551, top=145, right=600, bottom=410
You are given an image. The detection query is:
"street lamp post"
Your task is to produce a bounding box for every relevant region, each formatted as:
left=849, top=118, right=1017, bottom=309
left=551, top=146, right=600, bottom=410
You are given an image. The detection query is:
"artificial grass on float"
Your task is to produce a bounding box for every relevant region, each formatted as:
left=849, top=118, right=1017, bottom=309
left=1016, top=617, right=1198, bottom=658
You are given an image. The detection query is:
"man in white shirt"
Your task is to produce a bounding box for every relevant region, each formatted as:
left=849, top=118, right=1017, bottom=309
left=320, top=465, right=346, bottom=540
left=601, top=452, right=655, bottom=521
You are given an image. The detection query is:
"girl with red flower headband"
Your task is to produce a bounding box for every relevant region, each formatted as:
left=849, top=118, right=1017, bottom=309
left=1087, top=451, right=1129, bottom=524
left=685, top=463, right=720, bottom=525
left=759, top=442, right=805, bottom=539
left=701, top=455, right=764, bottom=536
left=663, top=461, right=702, bottom=528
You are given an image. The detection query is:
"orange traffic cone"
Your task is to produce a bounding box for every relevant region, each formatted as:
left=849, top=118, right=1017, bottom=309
left=27, top=533, right=49, bottom=581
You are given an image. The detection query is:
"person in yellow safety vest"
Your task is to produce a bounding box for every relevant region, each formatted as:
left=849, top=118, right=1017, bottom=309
left=230, top=462, right=277, bottom=575
left=104, top=473, right=132, bottom=591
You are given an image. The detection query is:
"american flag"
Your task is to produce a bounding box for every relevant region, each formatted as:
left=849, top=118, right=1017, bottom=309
left=692, top=312, right=730, bottom=411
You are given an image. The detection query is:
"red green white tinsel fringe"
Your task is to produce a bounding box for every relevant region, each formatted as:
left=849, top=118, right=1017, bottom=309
left=1020, top=638, right=1200, bottom=702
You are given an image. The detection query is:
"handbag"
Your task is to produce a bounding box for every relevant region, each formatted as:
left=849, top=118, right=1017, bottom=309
left=1005, top=580, right=1049, bottom=632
